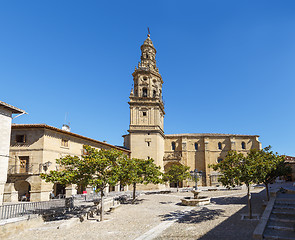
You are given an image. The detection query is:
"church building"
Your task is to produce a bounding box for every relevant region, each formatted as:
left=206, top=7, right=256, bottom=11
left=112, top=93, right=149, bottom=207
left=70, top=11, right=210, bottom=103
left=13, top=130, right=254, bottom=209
left=123, top=34, right=261, bottom=187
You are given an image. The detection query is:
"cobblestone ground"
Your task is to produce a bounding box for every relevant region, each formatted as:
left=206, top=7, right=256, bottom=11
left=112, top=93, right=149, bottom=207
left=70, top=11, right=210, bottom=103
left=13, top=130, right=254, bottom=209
left=6, top=188, right=267, bottom=240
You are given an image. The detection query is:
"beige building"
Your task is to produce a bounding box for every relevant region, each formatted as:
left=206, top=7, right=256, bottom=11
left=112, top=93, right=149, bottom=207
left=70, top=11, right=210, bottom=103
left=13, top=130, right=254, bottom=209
left=164, top=134, right=261, bottom=186
left=124, top=34, right=261, bottom=187
left=5, top=124, right=130, bottom=202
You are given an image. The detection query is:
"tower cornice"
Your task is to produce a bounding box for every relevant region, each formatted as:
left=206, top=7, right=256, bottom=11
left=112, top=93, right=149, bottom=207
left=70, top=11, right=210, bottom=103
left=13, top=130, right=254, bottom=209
left=128, top=98, right=165, bottom=114
left=128, top=125, right=165, bottom=138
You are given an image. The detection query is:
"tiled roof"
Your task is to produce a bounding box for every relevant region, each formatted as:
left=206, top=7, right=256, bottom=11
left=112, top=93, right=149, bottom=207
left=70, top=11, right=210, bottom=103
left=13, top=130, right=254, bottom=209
left=165, top=133, right=259, bottom=137
left=11, top=124, right=130, bottom=153
left=0, top=101, right=26, bottom=114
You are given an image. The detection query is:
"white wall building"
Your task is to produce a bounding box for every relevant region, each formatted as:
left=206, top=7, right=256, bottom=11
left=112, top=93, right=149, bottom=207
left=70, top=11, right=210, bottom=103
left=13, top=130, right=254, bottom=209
left=0, top=101, right=26, bottom=204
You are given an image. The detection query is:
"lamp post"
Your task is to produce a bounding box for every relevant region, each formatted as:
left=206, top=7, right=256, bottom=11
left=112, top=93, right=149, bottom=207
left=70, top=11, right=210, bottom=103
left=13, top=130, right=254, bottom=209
left=42, top=161, right=52, bottom=173
left=190, top=169, right=203, bottom=190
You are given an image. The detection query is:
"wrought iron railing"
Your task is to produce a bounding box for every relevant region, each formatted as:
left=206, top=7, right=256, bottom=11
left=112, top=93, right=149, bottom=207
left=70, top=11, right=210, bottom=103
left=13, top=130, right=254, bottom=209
left=7, top=163, right=51, bottom=175
left=0, top=199, right=65, bottom=220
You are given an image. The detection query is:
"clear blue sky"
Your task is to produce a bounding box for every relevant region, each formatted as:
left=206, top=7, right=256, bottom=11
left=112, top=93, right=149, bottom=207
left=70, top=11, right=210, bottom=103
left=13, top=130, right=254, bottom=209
left=1, top=0, right=295, bottom=156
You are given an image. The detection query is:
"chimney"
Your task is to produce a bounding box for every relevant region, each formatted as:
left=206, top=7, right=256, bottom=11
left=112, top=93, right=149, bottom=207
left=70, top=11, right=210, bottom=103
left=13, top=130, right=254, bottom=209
left=62, top=124, right=70, bottom=132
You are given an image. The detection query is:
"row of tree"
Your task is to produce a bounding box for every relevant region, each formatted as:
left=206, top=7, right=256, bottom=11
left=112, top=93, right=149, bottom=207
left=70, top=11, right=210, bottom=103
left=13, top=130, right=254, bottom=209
left=209, top=146, right=291, bottom=218
left=41, top=145, right=189, bottom=221
left=41, top=145, right=291, bottom=220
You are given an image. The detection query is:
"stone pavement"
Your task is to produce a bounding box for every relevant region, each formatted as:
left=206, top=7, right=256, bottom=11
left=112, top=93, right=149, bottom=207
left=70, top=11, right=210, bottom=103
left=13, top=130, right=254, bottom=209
left=6, top=188, right=267, bottom=240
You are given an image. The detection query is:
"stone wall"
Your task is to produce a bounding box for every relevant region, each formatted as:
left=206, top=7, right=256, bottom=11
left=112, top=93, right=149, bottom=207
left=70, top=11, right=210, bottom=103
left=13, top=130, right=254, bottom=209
left=164, top=134, right=261, bottom=186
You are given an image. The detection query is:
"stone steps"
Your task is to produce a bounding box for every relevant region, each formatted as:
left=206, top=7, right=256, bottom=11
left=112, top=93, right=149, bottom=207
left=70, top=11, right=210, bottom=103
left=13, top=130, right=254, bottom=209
left=274, top=204, right=295, bottom=210
left=272, top=209, right=295, bottom=216
left=268, top=220, right=295, bottom=231
left=270, top=216, right=295, bottom=223
left=263, top=228, right=295, bottom=240
left=262, top=192, right=295, bottom=239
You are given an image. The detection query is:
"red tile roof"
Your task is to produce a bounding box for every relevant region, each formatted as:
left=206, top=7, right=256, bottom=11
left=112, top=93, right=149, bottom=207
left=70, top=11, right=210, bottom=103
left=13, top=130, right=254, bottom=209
left=12, top=124, right=130, bottom=153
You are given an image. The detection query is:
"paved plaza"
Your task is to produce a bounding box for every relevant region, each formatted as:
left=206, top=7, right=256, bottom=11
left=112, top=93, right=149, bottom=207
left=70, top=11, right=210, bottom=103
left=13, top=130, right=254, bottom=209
left=6, top=188, right=266, bottom=240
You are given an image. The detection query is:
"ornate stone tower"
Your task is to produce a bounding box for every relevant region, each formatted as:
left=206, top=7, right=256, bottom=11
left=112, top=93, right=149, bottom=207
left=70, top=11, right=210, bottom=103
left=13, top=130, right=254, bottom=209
left=123, top=33, right=165, bottom=169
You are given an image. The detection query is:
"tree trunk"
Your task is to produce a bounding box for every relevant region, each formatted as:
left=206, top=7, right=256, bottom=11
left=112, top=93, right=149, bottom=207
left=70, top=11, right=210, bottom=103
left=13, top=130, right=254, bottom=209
left=132, top=182, right=136, bottom=204
left=247, top=184, right=252, bottom=219
left=177, top=182, right=179, bottom=192
left=100, top=188, right=104, bottom=221
left=265, top=182, right=269, bottom=201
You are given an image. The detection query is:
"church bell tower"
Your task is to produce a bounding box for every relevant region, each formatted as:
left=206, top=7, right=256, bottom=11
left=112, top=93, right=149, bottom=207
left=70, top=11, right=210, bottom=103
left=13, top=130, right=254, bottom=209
left=123, top=33, right=165, bottom=169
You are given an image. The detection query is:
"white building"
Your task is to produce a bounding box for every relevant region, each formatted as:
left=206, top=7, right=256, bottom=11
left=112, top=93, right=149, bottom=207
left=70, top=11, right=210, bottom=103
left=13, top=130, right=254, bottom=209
left=0, top=101, right=26, bottom=204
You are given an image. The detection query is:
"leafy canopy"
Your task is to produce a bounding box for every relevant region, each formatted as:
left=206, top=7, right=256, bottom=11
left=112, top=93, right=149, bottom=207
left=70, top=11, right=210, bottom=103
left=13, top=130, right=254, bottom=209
left=41, top=145, right=124, bottom=191
left=163, top=164, right=191, bottom=184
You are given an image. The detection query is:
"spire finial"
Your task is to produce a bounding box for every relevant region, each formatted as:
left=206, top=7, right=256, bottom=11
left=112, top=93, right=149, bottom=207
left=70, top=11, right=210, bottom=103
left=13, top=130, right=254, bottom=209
left=147, top=27, right=150, bottom=38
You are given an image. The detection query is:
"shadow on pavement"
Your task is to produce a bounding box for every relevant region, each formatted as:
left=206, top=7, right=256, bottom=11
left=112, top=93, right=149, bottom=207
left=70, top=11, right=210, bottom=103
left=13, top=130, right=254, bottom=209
left=198, top=191, right=266, bottom=240
left=211, top=189, right=266, bottom=205
left=159, top=207, right=225, bottom=224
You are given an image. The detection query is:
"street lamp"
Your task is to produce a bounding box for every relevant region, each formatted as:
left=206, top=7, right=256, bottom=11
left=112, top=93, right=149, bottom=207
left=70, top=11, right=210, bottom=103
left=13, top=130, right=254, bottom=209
left=42, top=161, right=52, bottom=172
left=190, top=169, right=203, bottom=190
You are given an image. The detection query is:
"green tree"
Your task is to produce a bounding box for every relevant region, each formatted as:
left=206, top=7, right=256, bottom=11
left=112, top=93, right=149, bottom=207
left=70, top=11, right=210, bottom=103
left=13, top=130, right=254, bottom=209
left=209, top=151, right=257, bottom=219
left=163, top=164, right=191, bottom=192
left=116, top=158, right=163, bottom=203
left=251, top=146, right=292, bottom=201
left=41, top=145, right=124, bottom=221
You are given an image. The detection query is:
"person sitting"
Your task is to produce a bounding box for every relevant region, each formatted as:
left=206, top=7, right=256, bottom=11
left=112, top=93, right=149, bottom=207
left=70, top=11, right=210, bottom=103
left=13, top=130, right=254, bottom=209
left=50, top=192, right=55, bottom=199
left=25, top=193, right=30, bottom=201
left=21, top=194, right=27, bottom=201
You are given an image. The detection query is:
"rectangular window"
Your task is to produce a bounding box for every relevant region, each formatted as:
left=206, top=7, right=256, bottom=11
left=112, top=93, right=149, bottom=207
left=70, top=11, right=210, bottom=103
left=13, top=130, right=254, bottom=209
left=172, top=142, right=176, bottom=151
left=195, top=143, right=198, bottom=151
left=143, top=111, right=147, bottom=116
left=16, top=135, right=26, bottom=143
left=61, top=139, right=69, bottom=148
left=19, top=156, right=29, bottom=173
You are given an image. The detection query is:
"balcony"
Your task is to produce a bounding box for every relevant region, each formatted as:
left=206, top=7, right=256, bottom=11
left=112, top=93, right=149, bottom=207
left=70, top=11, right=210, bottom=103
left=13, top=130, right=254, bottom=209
left=7, top=163, right=44, bottom=175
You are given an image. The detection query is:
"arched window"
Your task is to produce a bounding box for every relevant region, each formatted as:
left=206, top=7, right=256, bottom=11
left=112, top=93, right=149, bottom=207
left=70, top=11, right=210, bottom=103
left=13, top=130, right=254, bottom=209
left=194, top=143, right=198, bottom=151
left=153, top=90, right=156, bottom=98
left=142, top=88, right=147, bottom=97
left=217, top=158, right=223, bottom=163
left=242, top=142, right=246, bottom=150
left=172, top=142, right=176, bottom=151
left=218, top=142, right=222, bottom=150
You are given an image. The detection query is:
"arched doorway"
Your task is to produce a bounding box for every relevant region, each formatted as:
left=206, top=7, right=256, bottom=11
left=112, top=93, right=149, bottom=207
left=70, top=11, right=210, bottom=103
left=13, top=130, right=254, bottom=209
left=14, top=180, right=31, bottom=201
left=53, top=183, right=65, bottom=199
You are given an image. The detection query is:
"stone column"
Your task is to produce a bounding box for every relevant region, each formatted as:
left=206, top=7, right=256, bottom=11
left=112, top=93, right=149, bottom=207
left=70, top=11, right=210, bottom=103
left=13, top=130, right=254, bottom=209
left=65, top=184, right=77, bottom=198
left=204, top=138, right=210, bottom=186
left=230, top=137, right=236, bottom=151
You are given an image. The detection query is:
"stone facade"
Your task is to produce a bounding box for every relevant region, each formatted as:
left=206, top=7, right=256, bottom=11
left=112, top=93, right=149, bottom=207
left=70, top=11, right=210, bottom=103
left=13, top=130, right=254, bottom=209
left=5, top=124, right=130, bottom=202
left=0, top=101, right=25, bottom=204
left=164, top=134, right=261, bottom=187
left=124, top=35, right=261, bottom=187
left=123, top=33, right=165, bottom=170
